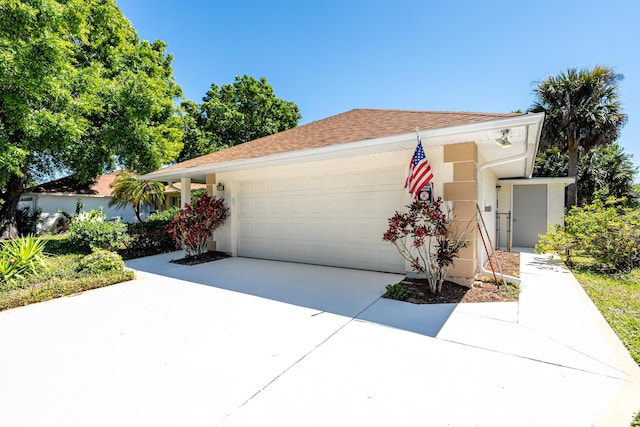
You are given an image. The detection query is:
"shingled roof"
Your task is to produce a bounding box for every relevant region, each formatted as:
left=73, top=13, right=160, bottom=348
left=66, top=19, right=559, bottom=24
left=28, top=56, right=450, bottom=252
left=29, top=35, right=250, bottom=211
left=29, top=170, right=121, bottom=196
left=161, top=109, right=517, bottom=171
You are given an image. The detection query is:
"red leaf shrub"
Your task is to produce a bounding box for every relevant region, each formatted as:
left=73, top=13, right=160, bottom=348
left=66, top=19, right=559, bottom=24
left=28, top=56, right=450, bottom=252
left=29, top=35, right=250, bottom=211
left=383, top=198, right=473, bottom=294
left=166, top=193, right=230, bottom=257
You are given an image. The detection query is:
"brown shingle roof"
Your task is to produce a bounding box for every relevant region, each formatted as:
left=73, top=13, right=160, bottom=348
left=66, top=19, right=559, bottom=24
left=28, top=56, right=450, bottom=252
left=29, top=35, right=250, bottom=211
left=30, top=170, right=122, bottom=196
left=162, top=109, right=516, bottom=171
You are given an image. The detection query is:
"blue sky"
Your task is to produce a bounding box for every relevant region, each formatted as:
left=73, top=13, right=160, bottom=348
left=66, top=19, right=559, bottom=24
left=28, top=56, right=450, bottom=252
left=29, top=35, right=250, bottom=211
left=117, top=0, right=640, bottom=172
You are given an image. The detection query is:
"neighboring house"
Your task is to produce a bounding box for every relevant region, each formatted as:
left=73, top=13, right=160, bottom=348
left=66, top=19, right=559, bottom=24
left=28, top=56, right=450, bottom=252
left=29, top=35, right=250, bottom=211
left=19, top=170, right=140, bottom=224
left=141, top=109, right=571, bottom=283
left=163, top=182, right=207, bottom=210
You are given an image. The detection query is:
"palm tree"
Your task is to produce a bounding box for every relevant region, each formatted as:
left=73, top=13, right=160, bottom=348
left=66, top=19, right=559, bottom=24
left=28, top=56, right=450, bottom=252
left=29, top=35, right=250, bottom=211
left=534, top=144, right=639, bottom=206
left=531, top=66, right=627, bottom=208
left=109, top=171, right=165, bottom=222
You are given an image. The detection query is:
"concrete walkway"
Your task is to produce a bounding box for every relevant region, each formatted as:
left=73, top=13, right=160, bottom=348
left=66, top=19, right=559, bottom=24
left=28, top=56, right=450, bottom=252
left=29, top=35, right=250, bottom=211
left=0, top=252, right=638, bottom=426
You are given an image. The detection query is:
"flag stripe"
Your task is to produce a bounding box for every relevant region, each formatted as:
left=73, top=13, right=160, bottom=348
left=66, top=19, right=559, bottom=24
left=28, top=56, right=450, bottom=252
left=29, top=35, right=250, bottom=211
left=405, top=135, right=434, bottom=200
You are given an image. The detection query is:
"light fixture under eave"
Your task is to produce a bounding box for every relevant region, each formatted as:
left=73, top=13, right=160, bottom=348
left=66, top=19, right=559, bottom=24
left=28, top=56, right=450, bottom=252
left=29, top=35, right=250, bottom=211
left=495, top=129, right=512, bottom=148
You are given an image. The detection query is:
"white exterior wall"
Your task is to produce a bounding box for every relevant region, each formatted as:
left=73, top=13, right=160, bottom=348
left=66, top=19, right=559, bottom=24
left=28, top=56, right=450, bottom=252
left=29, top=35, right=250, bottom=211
left=20, top=194, right=138, bottom=223
left=547, top=183, right=566, bottom=229
left=478, top=168, right=498, bottom=265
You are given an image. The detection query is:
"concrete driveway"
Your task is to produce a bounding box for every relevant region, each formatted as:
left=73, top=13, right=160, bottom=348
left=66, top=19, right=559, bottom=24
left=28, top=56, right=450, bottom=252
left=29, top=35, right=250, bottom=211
left=0, top=252, right=638, bottom=426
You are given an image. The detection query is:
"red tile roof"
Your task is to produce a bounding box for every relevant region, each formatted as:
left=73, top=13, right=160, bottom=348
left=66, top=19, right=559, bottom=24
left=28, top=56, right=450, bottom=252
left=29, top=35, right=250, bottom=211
left=30, top=170, right=122, bottom=196
left=161, top=109, right=517, bottom=171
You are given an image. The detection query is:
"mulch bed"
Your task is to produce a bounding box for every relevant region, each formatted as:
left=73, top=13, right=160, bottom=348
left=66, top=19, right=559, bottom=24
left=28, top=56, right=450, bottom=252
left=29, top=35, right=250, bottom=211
left=170, top=251, right=230, bottom=266
left=384, top=251, right=521, bottom=304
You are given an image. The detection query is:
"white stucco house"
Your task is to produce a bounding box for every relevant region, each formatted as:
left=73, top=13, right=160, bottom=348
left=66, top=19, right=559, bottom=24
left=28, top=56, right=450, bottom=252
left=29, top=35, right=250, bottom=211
left=19, top=170, right=140, bottom=224
left=141, top=109, right=572, bottom=282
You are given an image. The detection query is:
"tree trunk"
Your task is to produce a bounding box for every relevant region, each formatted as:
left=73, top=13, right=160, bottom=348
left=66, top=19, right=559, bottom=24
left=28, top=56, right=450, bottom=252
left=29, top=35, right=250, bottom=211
left=0, top=174, right=26, bottom=240
left=566, top=136, right=578, bottom=209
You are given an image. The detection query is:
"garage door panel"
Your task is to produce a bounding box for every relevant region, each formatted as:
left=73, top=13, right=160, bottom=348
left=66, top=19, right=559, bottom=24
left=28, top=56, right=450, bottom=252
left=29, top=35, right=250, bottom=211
left=236, top=167, right=406, bottom=273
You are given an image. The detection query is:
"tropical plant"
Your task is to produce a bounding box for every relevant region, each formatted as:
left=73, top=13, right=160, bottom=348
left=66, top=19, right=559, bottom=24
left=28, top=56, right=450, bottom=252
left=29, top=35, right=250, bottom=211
left=176, top=75, right=301, bottom=161
left=531, top=66, right=627, bottom=208
left=166, top=193, right=229, bottom=257
left=0, top=0, right=183, bottom=239
left=109, top=171, right=165, bottom=222
left=0, top=235, right=48, bottom=285
left=536, top=193, right=640, bottom=272
left=382, top=198, right=473, bottom=295
left=68, top=209, right=129, bottom=252
left=534, top=143, right=639, bottom=206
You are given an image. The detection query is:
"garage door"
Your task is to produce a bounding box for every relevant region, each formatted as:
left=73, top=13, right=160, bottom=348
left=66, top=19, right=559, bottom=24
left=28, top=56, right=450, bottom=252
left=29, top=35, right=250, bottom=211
left=236, top=167, right=406, bottom=273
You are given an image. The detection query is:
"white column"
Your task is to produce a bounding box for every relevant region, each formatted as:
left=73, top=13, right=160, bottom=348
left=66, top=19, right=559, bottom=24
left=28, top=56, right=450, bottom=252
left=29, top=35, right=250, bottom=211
left=180, top=177, right=191, bottom=208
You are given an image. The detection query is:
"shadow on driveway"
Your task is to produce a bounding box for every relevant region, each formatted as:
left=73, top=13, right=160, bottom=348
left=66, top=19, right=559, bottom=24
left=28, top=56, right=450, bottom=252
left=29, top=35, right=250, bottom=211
left=126, top=253, right=458, bottom=338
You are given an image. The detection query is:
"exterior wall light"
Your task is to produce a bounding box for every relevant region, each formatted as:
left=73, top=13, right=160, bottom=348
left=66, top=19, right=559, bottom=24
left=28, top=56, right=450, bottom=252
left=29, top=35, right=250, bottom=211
left=495, top=129, right=512, bottom=148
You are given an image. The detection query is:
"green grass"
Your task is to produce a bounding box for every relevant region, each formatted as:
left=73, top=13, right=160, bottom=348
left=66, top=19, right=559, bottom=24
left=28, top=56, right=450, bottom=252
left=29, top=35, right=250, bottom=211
left=562, top=256, right=639, bottom=427
left=568, top=258, right=640, bottom=366
left=0, top=235, right=134, bottom=311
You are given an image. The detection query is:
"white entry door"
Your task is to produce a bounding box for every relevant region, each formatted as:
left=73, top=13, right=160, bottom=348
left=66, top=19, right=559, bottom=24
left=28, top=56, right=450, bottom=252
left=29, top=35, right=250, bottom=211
left=512, top=184, right=548, bottom=248
left=235, top=167, right=406, bottom=273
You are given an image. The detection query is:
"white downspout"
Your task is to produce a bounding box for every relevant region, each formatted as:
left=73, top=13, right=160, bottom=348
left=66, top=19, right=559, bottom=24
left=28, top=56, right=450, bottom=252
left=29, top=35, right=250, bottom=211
left=476, top=125, right=534, bottom=284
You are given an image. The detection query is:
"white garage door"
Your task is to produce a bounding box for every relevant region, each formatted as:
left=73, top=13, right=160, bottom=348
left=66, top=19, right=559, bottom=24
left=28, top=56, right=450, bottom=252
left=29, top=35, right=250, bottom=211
left=236, top=167, right=406, bottom=273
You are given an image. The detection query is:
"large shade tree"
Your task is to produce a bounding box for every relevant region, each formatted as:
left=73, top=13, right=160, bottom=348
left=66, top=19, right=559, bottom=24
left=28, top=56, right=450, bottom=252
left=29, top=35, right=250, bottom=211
left=0, top=0, right=183, bottom=239
left=531, top=66, right=627, bottom=208
left=176, top=75, right=301, bottom=162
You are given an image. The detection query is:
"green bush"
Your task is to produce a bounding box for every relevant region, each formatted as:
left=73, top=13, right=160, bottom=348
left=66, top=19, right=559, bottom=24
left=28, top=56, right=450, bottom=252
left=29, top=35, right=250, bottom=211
left=536, top=194, right=640, bottom=272
left=384, top=283, right=411, bottom=301
left=77, top=249, right=125, bottom=274
left=0, top=235, right=48, bottom=286
left=148, top=206, right=180, bottom=222
left=68, top=208, right=129, bottom=252
left=120, top=217, right=176, bottom=260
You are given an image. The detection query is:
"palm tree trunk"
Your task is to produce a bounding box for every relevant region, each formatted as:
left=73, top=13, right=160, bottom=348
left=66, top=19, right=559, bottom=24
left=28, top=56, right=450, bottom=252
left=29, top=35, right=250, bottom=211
left=0, top=174, right=26, bottom=240
left=566, top=136, right=578, bottom=209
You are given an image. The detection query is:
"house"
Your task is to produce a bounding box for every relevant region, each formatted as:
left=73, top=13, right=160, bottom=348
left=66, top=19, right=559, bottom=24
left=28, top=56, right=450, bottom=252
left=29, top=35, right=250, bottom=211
left=19, top=170, right=140, bottom=224
left=163, top=182, right=207, bottom=210
left=140, top=109, right=571, bottom=282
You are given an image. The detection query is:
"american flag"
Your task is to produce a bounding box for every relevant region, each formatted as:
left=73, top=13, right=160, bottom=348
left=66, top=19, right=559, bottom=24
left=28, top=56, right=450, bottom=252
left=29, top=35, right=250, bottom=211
left=404, top=135, right=433, bottom=200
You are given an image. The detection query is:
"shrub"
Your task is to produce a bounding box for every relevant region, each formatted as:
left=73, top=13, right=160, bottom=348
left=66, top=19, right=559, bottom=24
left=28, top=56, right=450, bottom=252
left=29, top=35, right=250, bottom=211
left=148, top=206, right=180, bottom=222
left=384, top=283, right=411, bottom=301
left=68, top=208, right=129, bottom=252
left=383, top=198, right=473, bottom=295
left=120, top=218, right=176, bottom=260
left=16, top=206, right=42, bottom=235
left=536, top=194, right=640, bottom=272
left=0, top=235, right=48, bottom=285
left=167, top=193, right=229, bottom=257
left=77, top=249, right=126, bottom=274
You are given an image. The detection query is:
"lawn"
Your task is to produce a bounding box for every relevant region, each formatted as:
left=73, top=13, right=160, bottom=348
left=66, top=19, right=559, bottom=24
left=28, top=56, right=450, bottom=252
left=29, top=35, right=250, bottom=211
left=0, top=235, right=134, bottom=311
left=563, top=257, right=639, bottom=427
left=568, top=258, right=640, bottom=366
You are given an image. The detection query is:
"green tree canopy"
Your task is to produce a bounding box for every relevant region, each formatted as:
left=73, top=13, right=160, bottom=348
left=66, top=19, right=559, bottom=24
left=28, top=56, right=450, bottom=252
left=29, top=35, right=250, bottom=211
left=530, top=66, right=627, bottom=208
left=0, top=0, right=183, bottom=238
left=176, top=75, right=301, bottom=162
left=534, top=143, right=639, bottom=206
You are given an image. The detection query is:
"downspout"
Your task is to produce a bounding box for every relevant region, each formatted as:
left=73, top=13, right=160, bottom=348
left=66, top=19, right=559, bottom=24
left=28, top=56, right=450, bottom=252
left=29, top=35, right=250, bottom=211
left=476, top=125, right=533, bottom=284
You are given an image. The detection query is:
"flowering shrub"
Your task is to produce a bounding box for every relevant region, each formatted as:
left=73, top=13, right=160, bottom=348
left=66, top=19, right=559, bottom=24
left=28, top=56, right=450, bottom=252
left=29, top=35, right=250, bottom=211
left=166, top=193, right=229, bottom=257
left=77, top=249, right=126, bottom=274
left=536, top=193, right=640, bottom=272
left=68, top=208, right=129, bottom=252
left=383, top=198, right=472, bottom=294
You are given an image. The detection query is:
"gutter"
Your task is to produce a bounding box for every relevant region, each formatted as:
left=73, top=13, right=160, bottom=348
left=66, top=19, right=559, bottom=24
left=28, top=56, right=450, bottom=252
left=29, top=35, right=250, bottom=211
left=476, top=124, right=536, bottom=284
